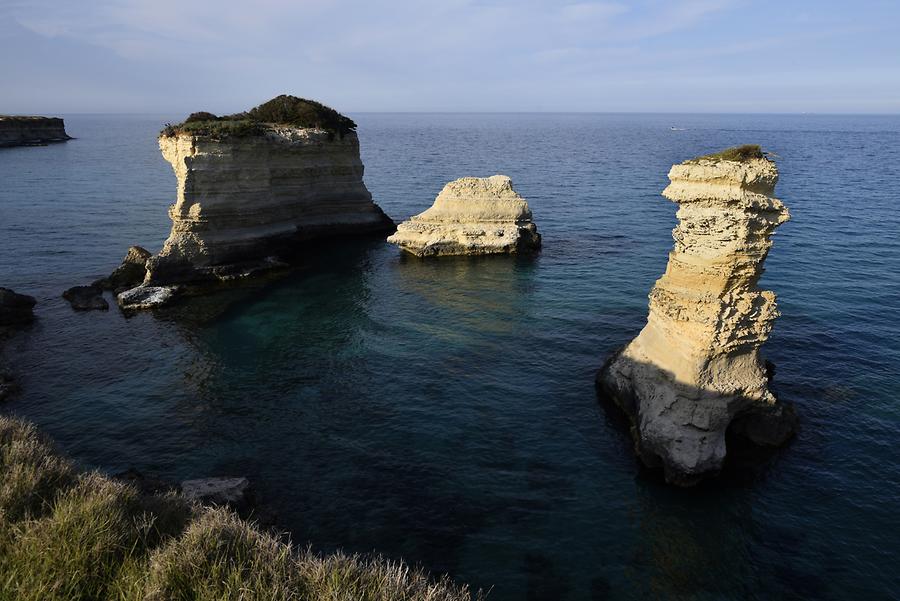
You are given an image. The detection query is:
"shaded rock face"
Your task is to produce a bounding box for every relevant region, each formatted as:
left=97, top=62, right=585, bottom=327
left=0, top=116, right=71, bottom=147
left=597, top=150, right=793, bottom=485
left=387, top=175, right=541, bottom=256
left=146, top=128, right=393, bottom=284
left=0, top=288, right=36, bottom=326
left=96, top=246, right=151, bottom=292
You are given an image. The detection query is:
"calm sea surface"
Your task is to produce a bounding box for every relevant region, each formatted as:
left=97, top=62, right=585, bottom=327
left=1, top=113, right=898, bottom=600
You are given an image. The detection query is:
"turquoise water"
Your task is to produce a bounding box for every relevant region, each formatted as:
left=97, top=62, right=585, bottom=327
left=1, top=114, right=899, bottom=600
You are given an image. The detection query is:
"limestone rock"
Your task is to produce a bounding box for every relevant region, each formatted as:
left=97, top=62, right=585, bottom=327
left=0, top=116, right=71, bottom=147
left=181, top=477, right=251, bottom=508
left=0, top=288, right=36, bottom=326
left=387, top=175, right=541, bottom=256
left=145, top=97, right=393, bottom=284
left=116, top=286, right=179, bottom=310
left=597, top=146, right=794, bottom=485
left=62, top=285, right=109, bottom=311
left=94, top=246, right=151, bottom=292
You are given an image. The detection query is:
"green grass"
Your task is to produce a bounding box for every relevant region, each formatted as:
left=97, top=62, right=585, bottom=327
left=688, top=144, right=765, bottom=163
left=0, top=415, right=477, bottom=601
left=160, top=95, right=357, bottom=140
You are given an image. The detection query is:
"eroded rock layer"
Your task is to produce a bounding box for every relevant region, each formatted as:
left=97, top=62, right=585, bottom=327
left=0, top=116, right=70, bottom=147
left=146, top=127, right=393, bottom=284
left=597, top=147, right=794, bottom=485
left=387, top=175, right=540, bottom=256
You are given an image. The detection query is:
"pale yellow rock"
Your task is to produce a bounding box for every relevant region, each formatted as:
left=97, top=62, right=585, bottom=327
left=387, top=175, right=540, bottom=256
left=146, top=127, right=393, bottom=283
left=598, top=149, right=794, bottom=485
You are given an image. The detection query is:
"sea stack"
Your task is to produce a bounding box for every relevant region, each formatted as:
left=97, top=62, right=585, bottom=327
left=144, top=95, right=393, bottom=284
left=0, top=116, right=71, bottom=147
left=597, top=145, right=795, bottom=485
left=387, top=175, right=540, bottom=256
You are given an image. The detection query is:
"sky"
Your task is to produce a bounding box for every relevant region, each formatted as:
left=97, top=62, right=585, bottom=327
left=1, top=0, right=898, bottom=114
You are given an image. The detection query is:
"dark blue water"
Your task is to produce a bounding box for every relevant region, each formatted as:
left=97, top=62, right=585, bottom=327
left=1, top=114, right=899, bottom=600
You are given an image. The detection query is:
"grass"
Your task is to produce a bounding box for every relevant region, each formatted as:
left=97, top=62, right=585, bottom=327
left=160, top=95, right=357, bottom=140
left=0, top=415, right=477, bottom=601
left=688, top=144, right=765, bottom=163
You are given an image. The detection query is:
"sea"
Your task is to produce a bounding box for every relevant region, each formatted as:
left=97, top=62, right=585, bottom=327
left=1, top=113, right=898, bottom=600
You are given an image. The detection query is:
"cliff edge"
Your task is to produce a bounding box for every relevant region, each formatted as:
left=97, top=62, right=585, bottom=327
left=597, top=145, right=795, bottom=485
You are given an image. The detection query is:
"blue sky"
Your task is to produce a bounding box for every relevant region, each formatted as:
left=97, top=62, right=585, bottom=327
left=2, top=0, right=898, bottom=114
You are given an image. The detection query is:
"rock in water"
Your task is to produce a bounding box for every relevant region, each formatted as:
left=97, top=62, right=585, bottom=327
left=0, top=116, right=71, bottom=147
left=145, top=96, right=394, bottom=284
left=387, top=175, right=541, bottom=256
left=95, top=246, right=152, bottom=292
left=181, top=477, right=251, bottom=508
left=116, top=286, right=179, bottom=310
left=62, top=285, right=109, bottom=311
left=0, top=288, right=36, bottom=326
left=596, top=145, right=794, bottom=485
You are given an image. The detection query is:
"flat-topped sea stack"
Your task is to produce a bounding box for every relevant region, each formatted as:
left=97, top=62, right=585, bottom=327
left=144, top=95, right=393, bottom=285
left=0, top=116, right=71, bottom=147
left=597, top=145, right=795, bottom=485
left=387, top=175, right=540, bottom=256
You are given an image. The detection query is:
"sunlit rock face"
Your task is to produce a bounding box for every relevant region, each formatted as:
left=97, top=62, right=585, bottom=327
left=146, top=127, right=393, bottom=284
left=597, top=147, right=795, bottom=485
left=387, top=175, right=540, bottom=256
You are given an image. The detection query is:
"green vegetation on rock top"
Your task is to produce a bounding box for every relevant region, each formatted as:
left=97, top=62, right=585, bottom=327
left=160, top=94, right=357, bottom=140
left=688, top=144, right=765, bottom=163
left=0, top=415, right=477, bottom=601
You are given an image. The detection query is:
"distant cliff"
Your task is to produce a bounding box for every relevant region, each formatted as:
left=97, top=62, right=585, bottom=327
left=0, top=116, right=71, bottom=147
left=145, top=95, right=394, bottom=285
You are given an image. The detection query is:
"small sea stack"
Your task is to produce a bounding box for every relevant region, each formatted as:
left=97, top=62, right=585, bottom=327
left=597, top=145, right=795, bottom=485
left=387, top=175, right=540, bottom=256
left=0, top=116, right=71, bottom=147
left=144, top=95, right=394, bottom=285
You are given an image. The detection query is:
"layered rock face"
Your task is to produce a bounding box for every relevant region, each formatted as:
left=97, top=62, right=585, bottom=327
left=0, top=116, right=70, bottom=147
left=387, top=175, right=540, bottom=256
left=146, top=123, right=392, bottom=284
left=597, top=147, right=794, bottom=485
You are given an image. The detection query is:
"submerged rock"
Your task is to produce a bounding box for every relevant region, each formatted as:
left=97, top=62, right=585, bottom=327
left=0, top=369, right=19, bottom=403
left=0, top=116, right=71, bottom=147
left=62, top=285, right=109, bottom=311
left=597, top=145, right=794, bottom=485
left=145, top=95, right=394, bottom=285
left=94, top=246, right=151, bottom=292
left=0, top=288, right=36, bottom=326
left=116, top=285, right=179, bottom=310
left=181, top=477, right=251, bottom=508
left=387, top=175, right=541, bottom=256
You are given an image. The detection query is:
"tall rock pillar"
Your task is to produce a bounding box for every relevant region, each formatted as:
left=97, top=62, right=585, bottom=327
left=598, top=146, right=795, bottom=485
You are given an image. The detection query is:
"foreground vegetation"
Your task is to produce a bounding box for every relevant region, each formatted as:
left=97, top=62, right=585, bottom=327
left=160, top=95, right=357, bottom=140
left=0, top=416, right=476, bottom=601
